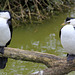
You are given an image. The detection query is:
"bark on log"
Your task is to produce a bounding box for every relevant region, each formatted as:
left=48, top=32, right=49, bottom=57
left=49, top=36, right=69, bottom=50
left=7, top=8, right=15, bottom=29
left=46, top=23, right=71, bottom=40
left=1, top=47, right=75, bottom=75
left=31, top=60, right=75, bottom=75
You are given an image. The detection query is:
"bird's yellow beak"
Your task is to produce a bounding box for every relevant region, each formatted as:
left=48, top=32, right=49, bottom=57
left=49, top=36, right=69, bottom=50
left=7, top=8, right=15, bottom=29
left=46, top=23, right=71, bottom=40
left=61, top=23, right=65, bottom=25
left=61, top=22, right=68, bottom=25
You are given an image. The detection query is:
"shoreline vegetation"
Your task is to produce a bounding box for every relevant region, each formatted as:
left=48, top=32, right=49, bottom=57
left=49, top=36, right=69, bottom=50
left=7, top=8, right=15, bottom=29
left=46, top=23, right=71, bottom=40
left=0, top=0, right=74, bottom=26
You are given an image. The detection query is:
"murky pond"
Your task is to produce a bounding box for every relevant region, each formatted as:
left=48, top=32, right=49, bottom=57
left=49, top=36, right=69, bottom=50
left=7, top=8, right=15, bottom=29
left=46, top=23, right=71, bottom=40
left=0, top=8, right=75, bottom=75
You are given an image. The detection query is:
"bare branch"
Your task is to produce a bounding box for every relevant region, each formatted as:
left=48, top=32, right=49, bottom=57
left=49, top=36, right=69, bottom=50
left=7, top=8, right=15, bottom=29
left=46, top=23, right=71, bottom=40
left=1, top=47, right=75, bottom=75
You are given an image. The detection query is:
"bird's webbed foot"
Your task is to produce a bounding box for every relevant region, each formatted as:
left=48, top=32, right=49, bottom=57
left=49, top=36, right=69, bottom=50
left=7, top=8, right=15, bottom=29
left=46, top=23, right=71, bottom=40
left=0, top=47, right=4, bottom=54
left=67, top=54, right=75, bottom=62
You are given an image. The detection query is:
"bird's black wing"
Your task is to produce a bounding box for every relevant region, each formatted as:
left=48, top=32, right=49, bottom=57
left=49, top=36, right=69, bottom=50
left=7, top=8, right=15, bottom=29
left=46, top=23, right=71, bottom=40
left=59, top=29, right=61, bottom=38
left=59, top=27, right=64, bottom=38
left=5, top=19, right=13, bottom=47
left=7, top=19, right=13, bottom=37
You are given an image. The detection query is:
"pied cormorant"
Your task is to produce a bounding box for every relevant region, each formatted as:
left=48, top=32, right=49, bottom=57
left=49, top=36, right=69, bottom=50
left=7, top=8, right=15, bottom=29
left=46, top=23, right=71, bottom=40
left=0, top=10, right=12, bottom=69
left=60, top=17, right=75, bottom=61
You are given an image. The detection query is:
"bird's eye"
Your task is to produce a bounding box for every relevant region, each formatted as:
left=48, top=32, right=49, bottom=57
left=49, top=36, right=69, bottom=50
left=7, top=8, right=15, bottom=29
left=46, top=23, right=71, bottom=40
left=67, top=22, right=70, bottom=24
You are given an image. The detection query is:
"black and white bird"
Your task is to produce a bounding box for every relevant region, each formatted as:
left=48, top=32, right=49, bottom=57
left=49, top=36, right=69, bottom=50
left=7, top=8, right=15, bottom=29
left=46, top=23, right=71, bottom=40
left=60, top=17, right=75, bottom=61
left=0, top=10, right=12, bottom=69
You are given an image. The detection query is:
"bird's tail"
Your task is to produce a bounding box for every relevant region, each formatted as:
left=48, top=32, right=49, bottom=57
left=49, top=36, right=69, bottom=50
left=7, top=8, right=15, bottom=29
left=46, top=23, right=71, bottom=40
left=0, top=57, right=8, bottom=69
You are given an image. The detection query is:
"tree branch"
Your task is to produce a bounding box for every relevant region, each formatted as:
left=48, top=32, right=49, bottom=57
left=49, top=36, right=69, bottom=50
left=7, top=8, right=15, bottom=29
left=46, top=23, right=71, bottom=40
left=1, top=47, right=75, bottom=75
left=31, top=60, right=75, bottom=75
left=2, top=47, right=61, bottom=67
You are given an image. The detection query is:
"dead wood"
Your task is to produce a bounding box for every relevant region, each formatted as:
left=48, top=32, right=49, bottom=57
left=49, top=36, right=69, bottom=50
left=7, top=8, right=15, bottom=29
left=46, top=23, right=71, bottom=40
left=0, top=47, right=75, bottom=75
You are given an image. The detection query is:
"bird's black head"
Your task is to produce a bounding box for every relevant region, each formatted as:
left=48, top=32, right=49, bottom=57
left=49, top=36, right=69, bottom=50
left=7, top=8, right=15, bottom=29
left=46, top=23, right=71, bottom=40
left=66, top=17, right=74, bottom=22
left=62, top=17, right=75, bottom=26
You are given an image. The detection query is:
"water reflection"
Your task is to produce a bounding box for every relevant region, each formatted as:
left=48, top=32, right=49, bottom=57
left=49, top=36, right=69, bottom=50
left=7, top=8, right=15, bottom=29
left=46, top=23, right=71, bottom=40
left=31, top=33, right=61, bottom=53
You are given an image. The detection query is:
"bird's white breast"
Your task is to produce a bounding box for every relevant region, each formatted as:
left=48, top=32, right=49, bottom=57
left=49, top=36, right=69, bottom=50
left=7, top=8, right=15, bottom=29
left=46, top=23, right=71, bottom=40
left=61, top=25, right=75, bottom=54
left=0, top=18, right=11, bottom=46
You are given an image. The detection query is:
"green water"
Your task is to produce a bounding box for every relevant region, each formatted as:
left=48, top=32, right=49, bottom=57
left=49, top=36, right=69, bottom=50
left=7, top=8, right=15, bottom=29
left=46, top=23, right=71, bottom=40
left=0, top=9, right=75, bottom=75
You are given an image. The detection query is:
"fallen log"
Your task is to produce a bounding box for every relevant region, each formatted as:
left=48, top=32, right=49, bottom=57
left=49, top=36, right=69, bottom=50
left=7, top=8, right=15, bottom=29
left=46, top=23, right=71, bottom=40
left=1, top=47, right=75, bottom=75
left=31, top=60, right=75, bottom=75
left=2, top=47, right=62, bottom=67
